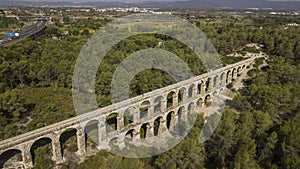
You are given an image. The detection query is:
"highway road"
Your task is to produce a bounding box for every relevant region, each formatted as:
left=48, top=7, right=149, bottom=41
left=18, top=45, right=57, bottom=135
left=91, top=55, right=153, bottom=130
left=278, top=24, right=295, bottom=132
left=0, top=19, right=47, bottom=47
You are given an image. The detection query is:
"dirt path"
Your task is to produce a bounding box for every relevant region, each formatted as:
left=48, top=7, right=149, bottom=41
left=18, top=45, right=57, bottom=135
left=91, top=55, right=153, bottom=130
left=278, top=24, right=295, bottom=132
left=226, top=50, right=268, bottom=99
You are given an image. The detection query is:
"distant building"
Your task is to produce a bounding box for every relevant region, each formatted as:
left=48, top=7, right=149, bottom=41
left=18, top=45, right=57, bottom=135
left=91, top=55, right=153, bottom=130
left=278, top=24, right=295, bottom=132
left=63, top=31, right=69, bottom=36
left=286, top=23, right=299, bottom=27
left=5, top=15, right=19, bottom=20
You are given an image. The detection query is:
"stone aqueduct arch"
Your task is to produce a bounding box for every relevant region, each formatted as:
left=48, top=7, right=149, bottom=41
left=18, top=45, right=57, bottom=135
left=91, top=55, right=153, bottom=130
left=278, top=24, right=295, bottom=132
left=0, top=57, right=257, bottom=169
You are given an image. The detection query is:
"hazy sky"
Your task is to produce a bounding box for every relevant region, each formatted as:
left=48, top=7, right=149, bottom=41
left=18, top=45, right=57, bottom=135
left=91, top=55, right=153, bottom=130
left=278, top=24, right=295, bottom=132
left=7, top=0, right=300, bottom=2
left=10, top=0, right=300, bottom=2
left=7, top=0, right=169, bottom=2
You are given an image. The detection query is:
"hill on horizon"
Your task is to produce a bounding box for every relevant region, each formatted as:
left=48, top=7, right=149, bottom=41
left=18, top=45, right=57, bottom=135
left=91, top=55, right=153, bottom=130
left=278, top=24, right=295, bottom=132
left=0, top=0, right=300, bottom=11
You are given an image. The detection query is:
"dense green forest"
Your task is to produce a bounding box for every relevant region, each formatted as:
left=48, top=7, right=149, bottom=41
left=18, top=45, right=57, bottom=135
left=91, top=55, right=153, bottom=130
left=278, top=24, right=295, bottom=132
left=0, top=13, right=299, bottom=168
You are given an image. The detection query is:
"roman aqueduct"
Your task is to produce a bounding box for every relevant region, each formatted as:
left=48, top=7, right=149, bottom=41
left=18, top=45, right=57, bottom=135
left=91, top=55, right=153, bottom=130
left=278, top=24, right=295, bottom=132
left=0, top=55, right=260, bottom=168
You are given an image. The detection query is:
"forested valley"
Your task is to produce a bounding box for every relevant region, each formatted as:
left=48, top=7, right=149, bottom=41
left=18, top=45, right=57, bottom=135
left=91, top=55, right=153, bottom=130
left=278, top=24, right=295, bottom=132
left=0, top=13, right=299, bottom=168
